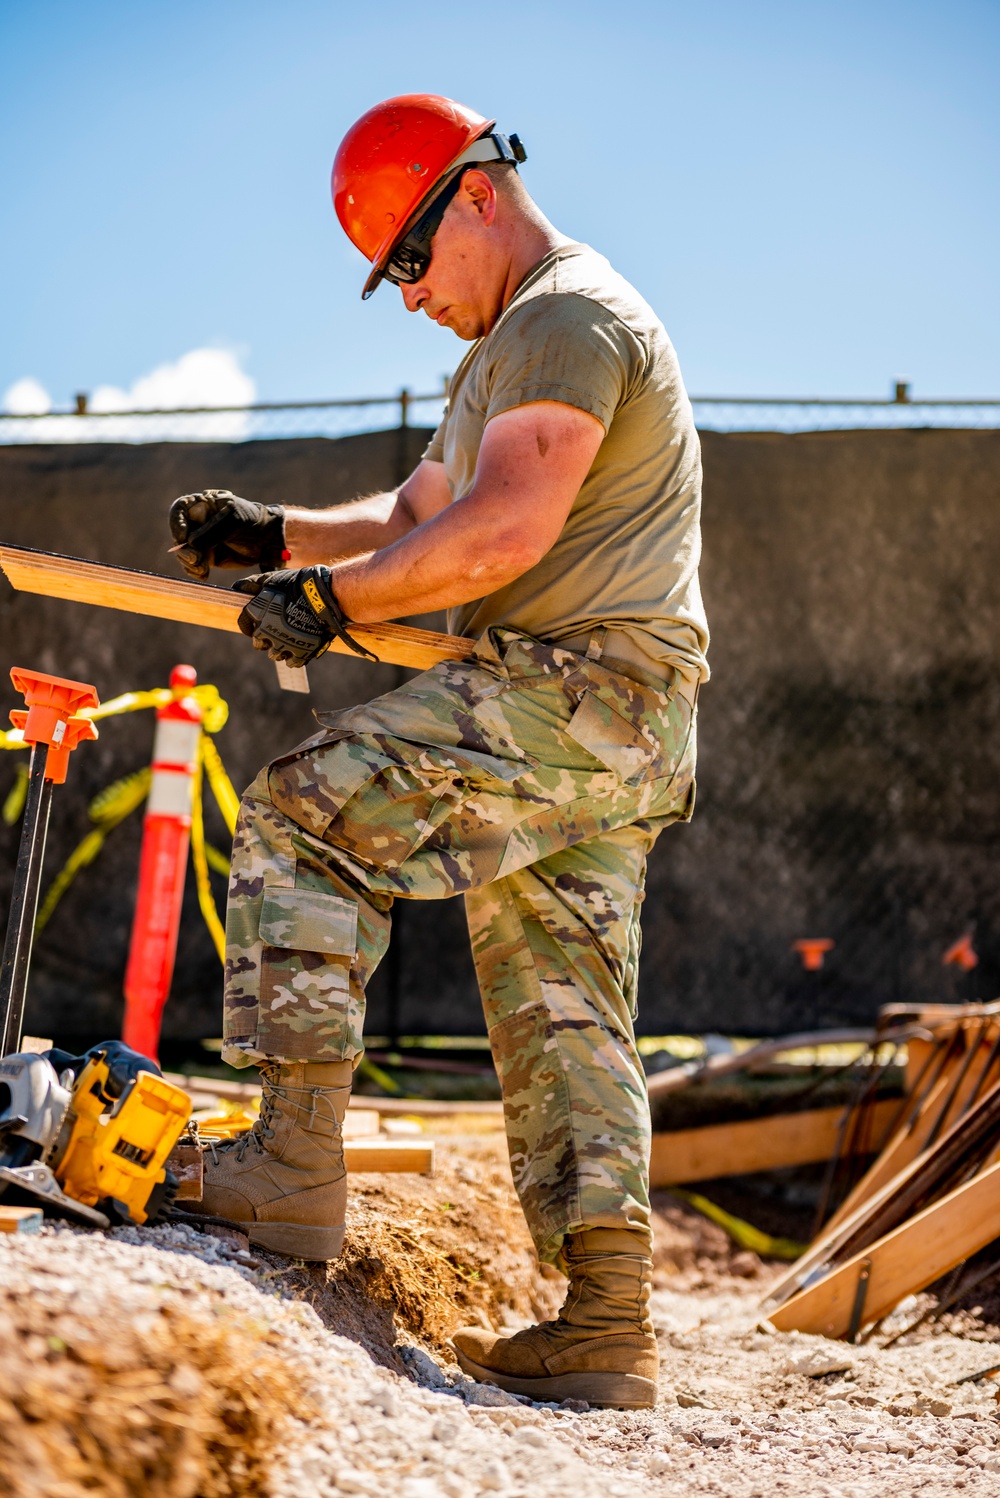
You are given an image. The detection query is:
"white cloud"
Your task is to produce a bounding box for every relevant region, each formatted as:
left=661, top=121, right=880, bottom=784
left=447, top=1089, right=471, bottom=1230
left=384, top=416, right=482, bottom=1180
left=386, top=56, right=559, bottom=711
left=3, top=376, right=52, bottom=415
left=90, top=347, right=255, bottom=414
left=0, top=348, right=255, bottom=442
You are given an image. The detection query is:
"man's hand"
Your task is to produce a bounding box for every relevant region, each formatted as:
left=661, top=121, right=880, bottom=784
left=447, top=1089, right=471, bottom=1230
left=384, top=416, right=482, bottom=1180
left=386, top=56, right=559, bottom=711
left=232, top=567, right=377, bottom=667
left=169, top=489, right=286, bottom=580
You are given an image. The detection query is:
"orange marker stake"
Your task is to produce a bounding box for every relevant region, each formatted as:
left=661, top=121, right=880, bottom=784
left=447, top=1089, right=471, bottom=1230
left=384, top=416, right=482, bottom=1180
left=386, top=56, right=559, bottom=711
left=0, top=670, right=99, bottom=1054
left=792, top=938, right=835, bottom=972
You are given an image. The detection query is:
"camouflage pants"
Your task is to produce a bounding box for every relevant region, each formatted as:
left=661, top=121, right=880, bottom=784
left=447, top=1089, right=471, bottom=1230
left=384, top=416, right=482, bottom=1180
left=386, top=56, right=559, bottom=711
left=222, top=629, right=696, bottom=1262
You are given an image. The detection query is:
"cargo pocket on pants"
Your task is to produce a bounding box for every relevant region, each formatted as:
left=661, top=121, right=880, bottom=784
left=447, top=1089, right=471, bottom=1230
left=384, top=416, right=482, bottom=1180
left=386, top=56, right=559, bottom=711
left=565, top=691, right=657, bottom=784
left=488, top=1001, right=578, bottom=1246
left=256, top=886, right=363, bottom=1061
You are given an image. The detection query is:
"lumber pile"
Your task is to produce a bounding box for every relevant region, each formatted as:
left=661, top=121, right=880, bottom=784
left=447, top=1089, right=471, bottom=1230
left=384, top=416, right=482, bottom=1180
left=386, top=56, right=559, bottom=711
left=760, top=1000, right=1000, bottom=1340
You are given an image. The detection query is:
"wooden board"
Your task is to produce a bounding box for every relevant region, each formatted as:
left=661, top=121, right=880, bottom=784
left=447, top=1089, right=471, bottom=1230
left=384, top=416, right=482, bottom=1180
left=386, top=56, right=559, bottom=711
left=764, top=1070, right=1000, bottom=1313
left=345, top=1139, right=434, bottom=1175
left=762, top=1144, right=935, bottom=1311
left=769, top=1157, right=1000, bottom=1338
left=0, top=544, right=474, bottom=672
left=0, top=1205, right=43, bottom=1234
left=650, top=1099, right=899, bottom=1187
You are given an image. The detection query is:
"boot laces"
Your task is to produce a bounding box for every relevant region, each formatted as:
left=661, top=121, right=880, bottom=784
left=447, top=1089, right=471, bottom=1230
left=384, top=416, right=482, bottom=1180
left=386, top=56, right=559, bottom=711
left=204, top=1063, right=350, bottom=1166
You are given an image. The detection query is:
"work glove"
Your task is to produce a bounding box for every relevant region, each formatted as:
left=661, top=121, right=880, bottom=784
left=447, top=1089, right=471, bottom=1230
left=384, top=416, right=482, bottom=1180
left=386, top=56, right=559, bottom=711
left=232, top=566, right=377, bottom=668
left=168, top=488, right=286, bottom=580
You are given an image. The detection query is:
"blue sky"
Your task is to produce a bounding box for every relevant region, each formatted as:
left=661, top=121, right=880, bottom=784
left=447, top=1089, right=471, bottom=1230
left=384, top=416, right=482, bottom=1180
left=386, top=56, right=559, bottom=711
left=1, top=0, right=997, bottom=410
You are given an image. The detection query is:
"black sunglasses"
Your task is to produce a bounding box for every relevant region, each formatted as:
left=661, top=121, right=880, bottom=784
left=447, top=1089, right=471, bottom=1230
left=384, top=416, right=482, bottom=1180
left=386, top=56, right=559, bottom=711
left=383, top=169, right=469, bottom=287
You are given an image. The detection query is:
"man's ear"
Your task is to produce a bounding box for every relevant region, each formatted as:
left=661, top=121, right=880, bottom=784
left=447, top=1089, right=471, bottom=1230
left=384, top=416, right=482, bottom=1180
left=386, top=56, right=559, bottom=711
left=459, top=169, right=499, bottom=225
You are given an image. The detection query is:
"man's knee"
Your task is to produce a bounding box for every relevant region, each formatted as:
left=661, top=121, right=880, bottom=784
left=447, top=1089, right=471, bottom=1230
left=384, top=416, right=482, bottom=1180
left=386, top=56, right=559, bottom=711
left=264, top=736, right=376, bottom=842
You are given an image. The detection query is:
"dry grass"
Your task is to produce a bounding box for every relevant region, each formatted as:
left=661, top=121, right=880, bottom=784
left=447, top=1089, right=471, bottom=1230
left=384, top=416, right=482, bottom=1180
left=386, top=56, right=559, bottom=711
left=0, top=1297, right=309, bottom=1498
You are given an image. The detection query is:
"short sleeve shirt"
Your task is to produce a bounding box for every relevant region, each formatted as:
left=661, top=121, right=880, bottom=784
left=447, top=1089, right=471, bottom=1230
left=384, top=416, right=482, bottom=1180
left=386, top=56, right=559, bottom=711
left=424, top=242, right=709, bottom=682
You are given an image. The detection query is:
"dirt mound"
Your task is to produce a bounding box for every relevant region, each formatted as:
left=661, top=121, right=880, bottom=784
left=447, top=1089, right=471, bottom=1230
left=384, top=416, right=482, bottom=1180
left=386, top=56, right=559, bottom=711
left=274, top=1133, right=564, bottom=1368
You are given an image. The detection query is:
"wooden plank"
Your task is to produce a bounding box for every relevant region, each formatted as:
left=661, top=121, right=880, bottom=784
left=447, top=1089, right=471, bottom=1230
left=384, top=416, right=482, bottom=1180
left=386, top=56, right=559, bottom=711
left=769, top=1157, right=1000, bottom=1338
left=762, top=1137, right=944, bottom=1312
left=765, top=1062, right=982, bottom=1308
left=345, top=1139, right=434, bottom=1175
left=0, top=1205, right=43, bottom=1234
left=647, top=1028, right=879, bottom=1098
left=164, top=1142, right=205, bottom=1201
left=0, top=544, right=474, bottom=672
left=650, top=1100, right=899, bottom=1187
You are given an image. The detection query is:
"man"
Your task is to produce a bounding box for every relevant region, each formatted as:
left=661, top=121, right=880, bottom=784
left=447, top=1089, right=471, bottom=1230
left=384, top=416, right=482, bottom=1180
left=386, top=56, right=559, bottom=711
left=170, top=93, right=708, bottom=1410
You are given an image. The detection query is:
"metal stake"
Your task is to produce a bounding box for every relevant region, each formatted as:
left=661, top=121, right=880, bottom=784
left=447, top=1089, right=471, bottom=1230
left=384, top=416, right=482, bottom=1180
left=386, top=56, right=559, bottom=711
left=0, top=744, right=54, bottom=1055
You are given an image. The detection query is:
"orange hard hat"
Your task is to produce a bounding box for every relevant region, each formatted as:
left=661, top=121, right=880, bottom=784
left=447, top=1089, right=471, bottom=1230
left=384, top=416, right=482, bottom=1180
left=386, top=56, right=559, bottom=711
left=332, top=93, right=525, bottom=298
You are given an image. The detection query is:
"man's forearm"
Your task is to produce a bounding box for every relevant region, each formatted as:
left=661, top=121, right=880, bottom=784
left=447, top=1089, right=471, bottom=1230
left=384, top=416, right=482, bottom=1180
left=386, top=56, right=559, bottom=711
left=284, top=491, right=416, bottom=566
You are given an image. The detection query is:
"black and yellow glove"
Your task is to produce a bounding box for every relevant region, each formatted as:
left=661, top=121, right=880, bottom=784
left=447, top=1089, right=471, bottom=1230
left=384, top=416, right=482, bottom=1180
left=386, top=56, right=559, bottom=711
left=232, top=567, right=377, bottom=668
left=169, top=489, right=286, bottom=580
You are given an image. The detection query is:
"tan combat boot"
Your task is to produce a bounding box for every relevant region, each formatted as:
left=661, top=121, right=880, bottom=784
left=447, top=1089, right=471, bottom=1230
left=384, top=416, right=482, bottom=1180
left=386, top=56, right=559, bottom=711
left=452, top=1226, right=658, bottom=1409
left=191, top=1060, right=352, bottom=1261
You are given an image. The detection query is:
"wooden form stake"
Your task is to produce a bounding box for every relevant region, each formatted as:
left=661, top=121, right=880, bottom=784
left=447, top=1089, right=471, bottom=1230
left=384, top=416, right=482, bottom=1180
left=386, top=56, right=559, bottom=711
left=820, top=1040, right=1000, bottom=1239
left=770, top=1158, right=1000, bottom=1338
left=765, top=1007, right=1000, bottom=1335
left=0, top=545, right=475, bottom=673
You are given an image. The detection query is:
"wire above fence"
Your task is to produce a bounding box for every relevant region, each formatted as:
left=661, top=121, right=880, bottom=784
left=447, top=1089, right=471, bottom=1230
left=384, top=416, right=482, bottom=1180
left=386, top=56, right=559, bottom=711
left=1, top=384, right=998, bottom=444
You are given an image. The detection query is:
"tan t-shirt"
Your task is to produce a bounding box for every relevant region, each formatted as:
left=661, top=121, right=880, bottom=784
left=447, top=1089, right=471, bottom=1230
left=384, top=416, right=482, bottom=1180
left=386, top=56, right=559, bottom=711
left=424, top=242, right=709, bottom=682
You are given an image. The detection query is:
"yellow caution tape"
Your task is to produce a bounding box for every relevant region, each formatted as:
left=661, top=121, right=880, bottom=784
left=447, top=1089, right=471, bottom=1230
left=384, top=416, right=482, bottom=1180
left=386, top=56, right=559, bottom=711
left=34, top=746, right=233, bottom=958
left=672, top=1188, right=807, bottom=1261
left=1, top=682, right=229, bottom=747
left=205, top=843, right=231, bottom=878
left=88, top=765, right=152, bottom=822
left=201, top=732, right=239, bottom=836
left=2, top=677, right=239, bottom=961
left=2, top=762, right=29, bottom=825
left=84, top=683, right=229, bottom=734
left=356, top=1056, right=403, bottom=1095
left=191, top=744, right=226, bottom=963
left=35, top=767, right=151, bottom=934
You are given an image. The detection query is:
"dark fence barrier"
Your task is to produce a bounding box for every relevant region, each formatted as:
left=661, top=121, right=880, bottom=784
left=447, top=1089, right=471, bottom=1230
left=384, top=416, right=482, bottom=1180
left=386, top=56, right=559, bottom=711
left=1, top=425, right=999, bottom=1043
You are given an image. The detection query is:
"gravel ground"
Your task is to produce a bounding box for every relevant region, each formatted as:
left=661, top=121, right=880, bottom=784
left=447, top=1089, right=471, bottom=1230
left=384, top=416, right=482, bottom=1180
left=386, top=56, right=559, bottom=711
left=4, top=1215, right=1000, bottom=1497
left=4, top=1126, right=1000, bottom=1496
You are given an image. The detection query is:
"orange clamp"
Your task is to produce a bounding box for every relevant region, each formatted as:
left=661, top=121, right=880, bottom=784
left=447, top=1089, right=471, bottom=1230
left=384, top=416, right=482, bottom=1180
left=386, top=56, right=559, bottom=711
left=9, top=668, right=100, bottom=783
